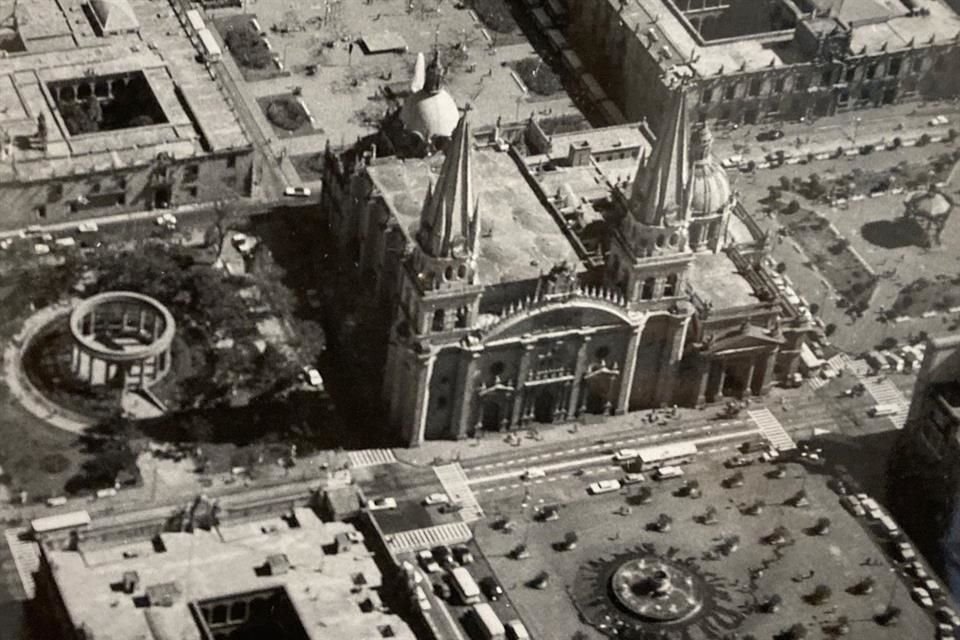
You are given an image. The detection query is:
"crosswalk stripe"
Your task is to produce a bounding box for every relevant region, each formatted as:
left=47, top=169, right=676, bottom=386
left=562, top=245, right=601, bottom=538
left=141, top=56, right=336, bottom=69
left=435, top=463, right=484, bottom=522
left=348, top=449, right=397, bottom=468
left=748, top=408, right=797, bottom=451
left=385, top=522, right=473, bottom=553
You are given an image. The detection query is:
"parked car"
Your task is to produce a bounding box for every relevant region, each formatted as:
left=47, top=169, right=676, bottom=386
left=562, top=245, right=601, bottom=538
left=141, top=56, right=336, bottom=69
left=613, top=449, right=640, bottom=462
left=621, top=472, right=645, bottom=485
left=588, top=479, right=622, bottom=495
left=653, top=466, right=685, bottom=480
left=530, top=571, right=550, bottom=589
left=366, top=497, right=397, bottom=511
left=284, top=186, right=312, bottom=198
left=423, top=492, right=449, bottom=506
left=77, top=222, right=99, bottom=233
left=302, top=366, right=324, bottom=387
left=418, top=550, right=441, bottom=573
left=913, top=586, right=935, bottom=608
left=756, top=129, right=785, bottom=141
left=480, top=576, right=504, bottom=601
left=453, top=545, right=474, bottom=565
left=724, top=455, right=754, bottom=468
left=536, top=505, right=560, bottom=521
left=521, top=468, right=546, bottom=480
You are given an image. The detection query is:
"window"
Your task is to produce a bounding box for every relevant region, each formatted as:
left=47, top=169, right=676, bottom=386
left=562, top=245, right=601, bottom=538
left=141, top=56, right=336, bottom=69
left=845, top=66, right=856, bottom=83
left=912, top=57, right=924, bottom=74
left=436, top=396, right=448, bottom=409
left=48, top=183, right=63, bottom=202
left=595, top=345, right=610, bottom=359
left=866, top=62, right=878, bottom=80
left=701, top=87, right=713, bottom=104
left=795, top=74, right=809, bottom=91
left=184, top=185, right=198, bottom=198
left=229, top=601, right=247, bottom=622
left=748, top=78, right=763, bottom=97
left=820, top=69, right=832, bottom=87
left=35, top=205, right=47, bottom=219
left=859, top=86, right=871, bottom=103
left=490, top=361, right=505, bottom=376
left=641, top=277, right=656, bottom=300
left=837, top=87, right=850, bottom=106
left=724, top=83, right=737, bottom=101
left=432, top=309, right=445, bottom=332
left=226, top=155, right=237, bottom=169
left=183, top=164, right=199, bottom=183
left=664, top=273, right=678, bottom=297
left=90, top=182, right=101, bottom=194
left=456, top=306, right=468, bottom=328
left=887, top=57, right=901, bottom=77
left=774, top=77, right=785, bottom=93
left=935, top=55, right=947, bottom=72
left=211, top=605, right=227, bottom=625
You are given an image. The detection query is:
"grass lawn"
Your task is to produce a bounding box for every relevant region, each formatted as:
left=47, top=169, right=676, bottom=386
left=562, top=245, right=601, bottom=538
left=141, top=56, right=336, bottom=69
left=257, top=94, right=316, bottom=138
left=782, top=206, right=878, bottom=309
left=0, top=384, right=88, bottom=504
left=474, top=460, right=937, bottom=640
left=213, top=14, right=286, bottom=82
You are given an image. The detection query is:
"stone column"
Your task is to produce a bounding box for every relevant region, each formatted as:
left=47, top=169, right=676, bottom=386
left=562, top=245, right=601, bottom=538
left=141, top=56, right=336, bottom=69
left=616, top=323, right=643, bottom=414
left=511, top=340, right=535, bottom=427
left=405, top=349, right=436, bottom=447
left=708, top=360, right=726, bottom=402
left=451, top=349, right=482, bottom=439
left=695, top=357, right=711, bottom=405
left=653, top=314, right=690, bottom=406
left=741, top=358, right=756, bottom=398
left=568, top=334, right=593, bottom=417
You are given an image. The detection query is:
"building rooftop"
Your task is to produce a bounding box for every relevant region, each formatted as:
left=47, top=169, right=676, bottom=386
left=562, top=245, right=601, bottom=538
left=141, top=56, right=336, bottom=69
left=0, top=0, right=249, bottom=183
left=368, top=149, right=580, bottom=285
left=685, top=251, right=760, bottom=309
left=46, top=511, right=416, bottom=640
left=603, top=0, right=960, bottom=79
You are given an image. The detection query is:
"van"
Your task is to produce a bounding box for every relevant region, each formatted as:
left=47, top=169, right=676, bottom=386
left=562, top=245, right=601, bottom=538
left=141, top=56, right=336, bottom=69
left=869, top=404, right=900, bottom=417
left=46, top=496, right=68, bottom=507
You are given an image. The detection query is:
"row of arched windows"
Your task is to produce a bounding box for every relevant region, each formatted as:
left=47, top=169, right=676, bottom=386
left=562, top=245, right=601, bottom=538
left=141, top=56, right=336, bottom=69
left=431, top=306, right=469, bottom=332
left=639, top=273, right=679, bottom=301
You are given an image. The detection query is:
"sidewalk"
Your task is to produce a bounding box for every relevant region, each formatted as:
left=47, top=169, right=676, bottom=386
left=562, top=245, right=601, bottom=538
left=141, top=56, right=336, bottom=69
left=712, top=99, right=959, bottom=169
left=392, top=403, right=750, bottom=468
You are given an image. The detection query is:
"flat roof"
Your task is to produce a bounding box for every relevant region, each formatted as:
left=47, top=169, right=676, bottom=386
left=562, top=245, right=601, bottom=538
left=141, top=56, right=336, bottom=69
left=599, top=0, right=960, bottom=78
left=47, top=512, right=416, bottom=640
left=685, top=251, right=760, bottom=309
left=549, top=123, right=651, bottom=156
left=0, top=0, right=250, bottom=183
left=368, top=149, right=580, bottom=285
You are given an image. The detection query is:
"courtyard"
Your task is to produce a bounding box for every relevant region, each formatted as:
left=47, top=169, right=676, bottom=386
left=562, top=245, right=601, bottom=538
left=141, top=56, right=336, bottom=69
left=473, top=459, right=938, bottom=639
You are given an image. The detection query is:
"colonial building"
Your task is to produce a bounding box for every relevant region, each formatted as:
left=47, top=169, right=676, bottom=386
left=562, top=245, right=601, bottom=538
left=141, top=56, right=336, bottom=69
left=0, top=0, right=255, bottom=230
left=322, top=84, right=813, bottom=446
left=564, top=0, right=960, bottom=132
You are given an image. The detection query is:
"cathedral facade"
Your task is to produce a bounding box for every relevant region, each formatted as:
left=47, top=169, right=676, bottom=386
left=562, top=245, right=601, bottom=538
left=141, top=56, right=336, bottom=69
left=321, top=85, right=812, bottom=446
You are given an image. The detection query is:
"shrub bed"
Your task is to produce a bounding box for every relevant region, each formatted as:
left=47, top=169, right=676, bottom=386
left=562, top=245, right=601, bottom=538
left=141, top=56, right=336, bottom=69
left=510, top=57, right=562, bottom=96
left=266, top=96, right=308, bottom=131
left=224, top=26, right=273, bottom=69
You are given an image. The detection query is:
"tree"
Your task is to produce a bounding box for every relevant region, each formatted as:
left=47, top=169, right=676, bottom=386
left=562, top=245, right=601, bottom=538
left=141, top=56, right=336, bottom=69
left=851, top=576, right=875, bottom=595
left=813, top=517, right=831, bottom=535
left=825, top=323, right=837, bottom=337
left=876, top=605, right=901, bottom=626
left=809, top=303, right=820, bottom=315
left=808, top=584, right=832, bottom=604
left=761, top=593, right=782, bottom=613
left=785, top=622, right=807, bottom=639
left=776, top=262, right=787, bottom=274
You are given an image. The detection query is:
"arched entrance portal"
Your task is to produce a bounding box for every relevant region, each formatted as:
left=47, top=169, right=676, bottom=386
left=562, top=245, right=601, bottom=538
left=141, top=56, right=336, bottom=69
left=481, top=401, right=502, bottom=431
left=533, top=389, right=555, bottom=424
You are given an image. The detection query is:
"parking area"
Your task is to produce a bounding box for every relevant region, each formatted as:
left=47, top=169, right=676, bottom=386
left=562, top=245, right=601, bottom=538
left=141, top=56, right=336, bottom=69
left=470, top=456, right=942, bottom=640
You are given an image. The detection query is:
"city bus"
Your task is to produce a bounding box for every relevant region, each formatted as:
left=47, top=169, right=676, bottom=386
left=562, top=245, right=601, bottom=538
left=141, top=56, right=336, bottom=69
left=449, top=566, right=481, bottom=605
left=631, top=442, right=698, bottom=471
left=197, top=28, right=222, bottom=63
left=470, top=603, right=506, bottom=640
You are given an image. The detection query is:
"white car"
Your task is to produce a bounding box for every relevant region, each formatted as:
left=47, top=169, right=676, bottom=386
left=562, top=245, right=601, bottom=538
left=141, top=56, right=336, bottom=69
left=913, top=587, right=935, bottom=608
left=423, top=493, right=449, bottom=506
left=613, top=449, right=640, bottom=462
left=588, top=479, right=622, bottom=495
left=896, top=542, right=917, bottom=562
left=653, top=466, right=685, bottom=480
left=621, top=472, right=645, bottom=485
left=77, top=222, right=99, bottom=233
left=55, top=237, right=77, bottom=248
left=302, top=366, right=323, bottom=387
left=366, top=497, right=397, bottom=511
left=284, top=186, right=312, bottom=198
left=0, top=239, right=12, bottom=250
left=33, top=243, right=51, bottom=255
left=417, top=550, right=441, bottom=573
left=929, top=115, right=950, bottom=126
left=521, top=468, right=546, bottom=480
left=155, top=213, right=177, bottom=228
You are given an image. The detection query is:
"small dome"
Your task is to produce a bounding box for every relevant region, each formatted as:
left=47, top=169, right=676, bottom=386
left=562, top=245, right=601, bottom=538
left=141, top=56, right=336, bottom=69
left=401, top=89, right=459, bottom=142
left=908, top=190, right=952, bottom=218
left=90, top=0, right=139, bottom=33
left=688, top=160, right=731, bottom=217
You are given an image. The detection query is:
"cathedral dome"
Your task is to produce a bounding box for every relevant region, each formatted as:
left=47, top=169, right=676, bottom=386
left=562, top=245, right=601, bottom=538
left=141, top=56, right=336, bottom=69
left=688, top=160, right=731, bottom=217
left=401, top=89, right=459, bottom=142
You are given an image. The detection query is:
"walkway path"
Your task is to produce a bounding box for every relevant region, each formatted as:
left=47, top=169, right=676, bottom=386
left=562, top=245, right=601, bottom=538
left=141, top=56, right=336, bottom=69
left=348, top=449, right=398, bottom=469
left=434, top=463, right=484, bottom=522
left=384, top=522, right=473, bottom=554
left=2, top=301, right=93, bottom=434
left=859, top=377, right=911, bottom=429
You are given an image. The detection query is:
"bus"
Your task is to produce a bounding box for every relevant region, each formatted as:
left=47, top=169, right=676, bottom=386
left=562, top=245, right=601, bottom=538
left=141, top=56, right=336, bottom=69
left=196, top=28, right=222, bottom=63
left=632, top=442, right=698, bottom=471
left=185, top=8, right=205, bottom=32
left=470, top=603, right=506, bottom=640
left=449, top=566, right=481, bottom=605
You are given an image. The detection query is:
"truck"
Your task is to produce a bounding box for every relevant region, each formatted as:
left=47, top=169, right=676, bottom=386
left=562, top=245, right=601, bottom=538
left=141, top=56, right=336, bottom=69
left=449, top=566, right=481, bottom=605
left=868, top=403, right=900, bottom=418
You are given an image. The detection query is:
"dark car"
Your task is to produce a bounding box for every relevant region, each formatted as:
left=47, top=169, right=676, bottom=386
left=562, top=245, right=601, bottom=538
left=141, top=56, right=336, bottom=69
left=756, top=129, right=785, bottom=142
left=480, top=576, right=504, bottom=601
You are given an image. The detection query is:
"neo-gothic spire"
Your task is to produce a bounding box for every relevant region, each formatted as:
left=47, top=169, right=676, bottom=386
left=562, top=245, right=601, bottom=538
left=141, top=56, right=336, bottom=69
left=629, top=82, right=690, bottom=225
left=423, top=48, right=446, bottom=94
left=417, top=112, right=480, bottom=259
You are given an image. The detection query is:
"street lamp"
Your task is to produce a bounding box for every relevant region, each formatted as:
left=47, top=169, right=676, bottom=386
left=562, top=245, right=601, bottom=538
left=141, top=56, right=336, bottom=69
left=852, top=116, right=862, bottom=145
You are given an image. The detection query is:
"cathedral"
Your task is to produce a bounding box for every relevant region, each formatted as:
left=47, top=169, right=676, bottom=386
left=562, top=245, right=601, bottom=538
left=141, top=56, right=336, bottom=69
left=321, top=80, right=813, bottom=447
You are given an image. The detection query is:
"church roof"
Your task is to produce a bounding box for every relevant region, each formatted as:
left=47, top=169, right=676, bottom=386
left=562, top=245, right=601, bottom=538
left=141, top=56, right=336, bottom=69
left=90, top=0, right=139, bottom=34
left=417, top=113, right=479, bottom=258
left=400, top=88, right=459, bottom=142
left=629, top=83, right=689, bottom=225
left=689, top=161, right=732, bottom=216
